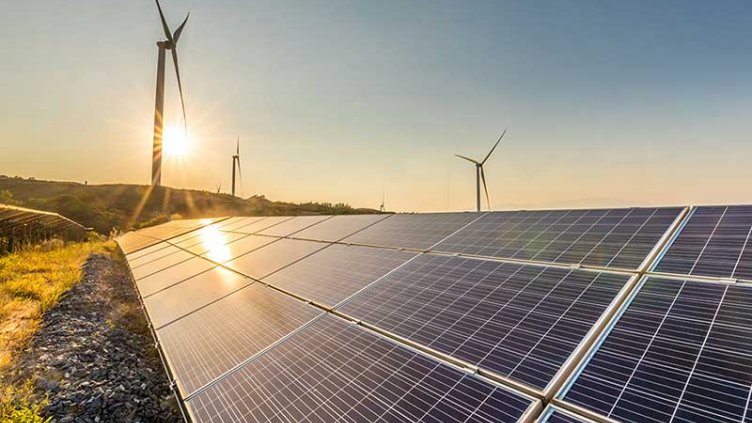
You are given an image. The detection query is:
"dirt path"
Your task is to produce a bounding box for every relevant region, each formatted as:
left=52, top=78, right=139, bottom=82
left=10, top=253, right=182, bottom=423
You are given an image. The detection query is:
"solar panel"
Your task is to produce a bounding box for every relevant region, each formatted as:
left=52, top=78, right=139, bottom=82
left=264, top=244, right=417, bottom=306
left=209, top=216, right=266, bottom=231
left=341, top=212, right=480, bottom=250
left=538, top=406, right=593, bottom=423
left=256, top=215, right=332, bottom=237
left=224, top=238, right=329, bottom=279
left=157, top=283, right=322, bottom=396
left=654, top=205, right=752, bottom=281
left=136, top=256, right=216, bottom=298
left=127, top=244, right=183, bottom=268
left=224, top=216, right=295, bottom=234
left=435, top=208, right=683, bottom=270
left=117, top=232, right=162, bottom=254
left=338, top=255, right=632, bottom=390
left=125, top=240, right=173, bottom=261
left=561, top=276, right=752, bottom=423
left=202, top=234, right=276, bottom=264
left=117, top=218, right=223, bottom=254
left=186, top=315, right=539, bottom=423
left=144, top=267, right=252, bottom=329
left=130, top=249, right=195, bottom=280
left=291, top=214, right=391, bottom=242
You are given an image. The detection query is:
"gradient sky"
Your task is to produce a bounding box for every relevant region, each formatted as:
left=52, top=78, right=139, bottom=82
left=1, top=1, right=751, bottom=212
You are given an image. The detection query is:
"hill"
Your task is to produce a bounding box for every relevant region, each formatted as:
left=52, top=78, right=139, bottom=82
left=0, top=176, right=381, bottom=234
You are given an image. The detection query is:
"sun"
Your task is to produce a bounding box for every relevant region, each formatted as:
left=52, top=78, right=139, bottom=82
left=162, top=125, right=193, bottom=158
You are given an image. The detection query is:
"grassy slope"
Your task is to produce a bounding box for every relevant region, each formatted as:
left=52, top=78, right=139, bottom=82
left=0, top=176, right=381, bottom=234
left=0, top=240, right=112, bottom=422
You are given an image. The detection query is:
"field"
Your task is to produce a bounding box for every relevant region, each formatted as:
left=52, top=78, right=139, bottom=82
left=0, top=239, right=112, bottom=421
left=0, top=176, right=381, bottom=234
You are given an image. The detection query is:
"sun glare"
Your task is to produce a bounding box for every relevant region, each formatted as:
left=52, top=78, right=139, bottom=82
left=162, top=125, right=193, bottom=158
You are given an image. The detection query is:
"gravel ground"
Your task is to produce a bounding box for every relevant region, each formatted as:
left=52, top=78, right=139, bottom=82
left=10, top=253, right=182, bottom=423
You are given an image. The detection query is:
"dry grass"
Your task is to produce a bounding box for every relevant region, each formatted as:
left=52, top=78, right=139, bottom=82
left=0, top=239, right=113, bottom=421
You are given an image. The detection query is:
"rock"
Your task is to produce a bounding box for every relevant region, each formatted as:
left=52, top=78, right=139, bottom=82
left=11, top=254, right=181, bottom=423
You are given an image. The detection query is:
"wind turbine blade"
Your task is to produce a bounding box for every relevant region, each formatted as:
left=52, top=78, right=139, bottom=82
left=455, top=154, right=480, bottom=164
left=171, top=48, right=187, bottom=133
left=237, top=157, right=242, bottom=180
left=155, top=0, right=174, bottom=43
left=236, top=136, right=240, bottom=156
left=173, top=12, right=189, bottom=43
left=480, top=166, right=490, bottom=211
left=481, top=129, right=507, bottom=165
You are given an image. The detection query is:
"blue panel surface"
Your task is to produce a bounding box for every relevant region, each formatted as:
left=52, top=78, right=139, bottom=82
left=339, top=255, right=630, bottom=390
left=655, top=205, right=752, bottom=281
left=436, top=208, right=682, bottom=269
left=563, top=277, right=752, bottom=423
left=187, top=316, right=536, bottom=423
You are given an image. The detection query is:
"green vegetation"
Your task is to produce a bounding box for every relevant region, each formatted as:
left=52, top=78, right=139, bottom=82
left=0, top=239, right=110, bottom=421
left=0, top=176, right=381, bottom=234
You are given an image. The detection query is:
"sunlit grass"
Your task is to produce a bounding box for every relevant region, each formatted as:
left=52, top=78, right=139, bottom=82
left=0, top=239, right=113, bottom=388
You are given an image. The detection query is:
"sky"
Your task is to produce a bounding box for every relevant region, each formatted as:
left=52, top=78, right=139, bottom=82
left=1, top=0, right=751, bottom=212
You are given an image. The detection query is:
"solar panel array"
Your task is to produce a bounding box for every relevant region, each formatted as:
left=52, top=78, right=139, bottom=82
left=117, top=205, right=752, bottom=423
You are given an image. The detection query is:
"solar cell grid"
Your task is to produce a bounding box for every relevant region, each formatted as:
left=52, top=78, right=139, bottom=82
left=157, top=283, right=323, bottom=396
left=130, top=249, right=195, bottom=280
left=144, top=267, right=252, bottom=329
left=186, top=315, right=537, bottom=423
left=224, top=216, right=294, bottom=234
left=117, top=232, right=161, bottom=254
left=562, top=276, right=752, bottom=423
left=435, top=207, right=682, bottom=270
left=257, top=215, right=332, bottom=237
left=224, top=238, right=329, bottom=279
left=654, top=205, right=752, bottom=281
left=127, top=244, right=183, bottom=268
left=263, top=244, right=417, bottom=306
left=125, top=240, right=173, bottom=261
left=341, top=212, right=480, bottom=251
left=203, top=234, right=276, bottom=264
left=136, top=256, right=216, bottom=298
left=290, top=214, right=391, bottom=242
left=338, top=255, right=630, bottom=390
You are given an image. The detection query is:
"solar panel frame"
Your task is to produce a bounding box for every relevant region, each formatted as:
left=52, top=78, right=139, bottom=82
left=538, top=406, right=599, bottom=423
left=185, top=315, right=542, bottom=423
left=558, top=275, right=752, bottom=423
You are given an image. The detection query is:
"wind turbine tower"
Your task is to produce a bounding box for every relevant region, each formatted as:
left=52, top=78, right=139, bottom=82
left=455, top=130, right=507, bottom=212
left=231, top=137, right=242, bottom=197
left=151, top=0, right=189, bottom=186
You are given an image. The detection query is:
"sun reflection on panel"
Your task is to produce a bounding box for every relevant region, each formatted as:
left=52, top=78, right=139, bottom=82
left=198, top=226, right=231, bottom=263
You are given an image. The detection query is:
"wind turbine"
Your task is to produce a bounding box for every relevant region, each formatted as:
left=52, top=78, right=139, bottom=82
left=379, top=190, right=385, bottom=212
left=231, top=137, right=242, bottom=197
left=151, top=0, right=189, bottom=187
left=455, top=130, right=507, bottom=212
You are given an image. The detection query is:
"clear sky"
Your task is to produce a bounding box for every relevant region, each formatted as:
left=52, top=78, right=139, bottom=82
left=1, top=1, right=751, bottom=212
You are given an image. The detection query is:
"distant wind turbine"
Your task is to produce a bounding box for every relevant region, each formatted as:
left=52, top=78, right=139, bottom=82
left=231, top=137, right=242, bottom=197
left=151, top=0, right=189, bottom=187
left=455, top=130, right=507, bottom=212
left=379, top=190, right=385, bottom=212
